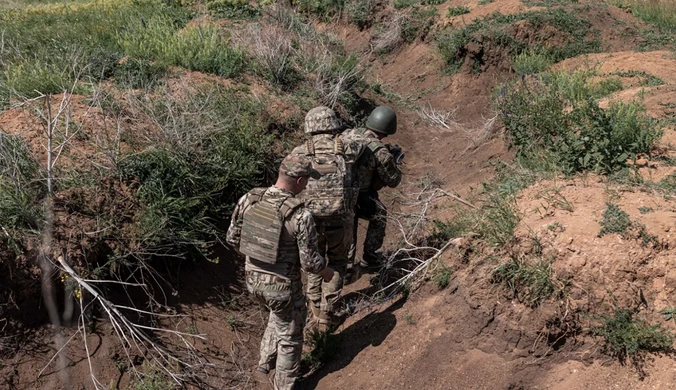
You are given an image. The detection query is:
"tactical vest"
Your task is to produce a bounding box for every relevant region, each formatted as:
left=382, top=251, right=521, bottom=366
left=350, top=128, right=384, bottom=192
left=239, top=188, right=303, bottom=274
left=301, top=136, right=352, bottom=218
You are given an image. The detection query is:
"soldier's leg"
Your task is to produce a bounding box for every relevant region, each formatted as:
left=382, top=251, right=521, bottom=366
left=258, top=311, right=278, bottom=371
left=247, top=278, right=277, bottom=371
left=307, top=223, right=327, bottom=306
left=320, top=220, right=351, bottom=316
left=363, top=202, right=387, bottom=263
left=272, top=285, right=307, bottom=390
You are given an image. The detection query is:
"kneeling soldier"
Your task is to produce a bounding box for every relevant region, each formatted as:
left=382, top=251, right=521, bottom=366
left=226, top=155, right=334, bottom=390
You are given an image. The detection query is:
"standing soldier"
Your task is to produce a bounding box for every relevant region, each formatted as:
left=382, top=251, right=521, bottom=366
left=226, top=154, right=334, bottom=390
left=343, top=106, right=403, bottom=272
left=290, top=106, right=363, bottom=328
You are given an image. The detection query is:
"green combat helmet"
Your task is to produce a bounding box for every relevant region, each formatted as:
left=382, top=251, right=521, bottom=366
left=305, top=106, right=342, bottom=135
left=366, top=106, right=397, bottom=135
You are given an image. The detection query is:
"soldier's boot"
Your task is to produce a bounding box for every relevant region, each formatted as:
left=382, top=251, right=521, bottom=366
left=344, top=263, right=362, bottom=285
left=359, top=252, right=385, bottom=272
left=254, top=365, right=273, bottom=388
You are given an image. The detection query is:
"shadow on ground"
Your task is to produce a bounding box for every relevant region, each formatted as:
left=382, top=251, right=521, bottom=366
left=302, top=295, right=406, bottom=389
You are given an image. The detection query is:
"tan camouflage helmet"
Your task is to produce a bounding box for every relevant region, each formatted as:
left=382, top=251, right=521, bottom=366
left=304, top=106, right=342, bottom=135
left=280, top=154, right=321, bottom=179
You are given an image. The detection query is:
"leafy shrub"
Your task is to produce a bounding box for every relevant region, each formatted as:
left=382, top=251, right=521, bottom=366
left=346, top=0, right=375, bottom=29
left=446, top=6, right=469, bottom=17
left=593, top=309, right=673, bottom=360
left=496, top=70, right=660, bottom=174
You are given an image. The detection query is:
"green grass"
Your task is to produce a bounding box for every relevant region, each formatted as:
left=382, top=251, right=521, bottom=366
left=492, top=257, right=557, bottom=307
left=0, top=0, right=244, bottom=102
left=598, top=202, right=632, bottom=237
left=346, top=0, right=375, bottom=28
left=0, top=0, right=194, bottom=99
left=512, top=49, right=554, bottom=75
left=606, top=0, right=676, bottom=32
left=433, top=265, right=452, bottom=290
left=496, top=69, right=660, bottom=174
left=611, top=70, right=665, bottom=87
left=446, top=5, right=470, bottom=17
left=593, top=309, right=673, bottom=360
left=115, top=86, right=273, bottom=260
left=402, top=6, right=439, bottom=43
left=0, top=133, right=45, bottom=252
left=437, top=8, right=601, bottom=73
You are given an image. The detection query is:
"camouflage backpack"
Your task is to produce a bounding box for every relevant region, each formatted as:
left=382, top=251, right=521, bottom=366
left=239, top=188, right=303, bottom=264
left=302, top=136, right=352, bottom=218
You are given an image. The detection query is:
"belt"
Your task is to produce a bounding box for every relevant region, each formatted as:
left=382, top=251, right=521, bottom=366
left=246, top=270, right=290, bottom=284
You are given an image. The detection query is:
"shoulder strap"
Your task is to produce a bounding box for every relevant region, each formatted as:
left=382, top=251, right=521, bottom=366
left=367, top=139, right=385, bottom=153
left=247, top=187, right=267, bottom=203
left=306, top=139, right=315, bottom=156
left=279, top=197, right=303, bottom=219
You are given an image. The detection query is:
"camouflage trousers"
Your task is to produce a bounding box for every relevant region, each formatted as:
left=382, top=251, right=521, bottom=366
left=307, top=217, right=352, bottom=317
left=348, top=190, right=387, bottom=264
left=247, top=271, right=307, bottom=390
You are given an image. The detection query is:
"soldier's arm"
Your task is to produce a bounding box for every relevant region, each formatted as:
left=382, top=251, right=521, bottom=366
left=374, top=147, right=403, bottom=188
left=225, top=195, right=248, bottom=250
left=292, top=209, right=327, bottom=274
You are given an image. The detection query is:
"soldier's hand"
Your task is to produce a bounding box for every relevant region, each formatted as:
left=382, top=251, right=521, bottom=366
left=319, top=266, right=335, bottom=282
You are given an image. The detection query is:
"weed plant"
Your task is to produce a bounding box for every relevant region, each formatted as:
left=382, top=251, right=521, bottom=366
left=446, top=6, right=469, bottom=17
left=433, top=265, right=452, bottom=289
left=496, top=70, right=660, bottom=174
left=593, top=309, right=673, bottom=360
left=302, top=329, right=341, bottom=370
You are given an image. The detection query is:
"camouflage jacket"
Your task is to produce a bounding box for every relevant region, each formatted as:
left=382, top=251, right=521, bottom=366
left=342, top=128, right=402, bottom=192
left=226, top=186, right=326, bottom=278
left=290, top=133, right=364, bottom=220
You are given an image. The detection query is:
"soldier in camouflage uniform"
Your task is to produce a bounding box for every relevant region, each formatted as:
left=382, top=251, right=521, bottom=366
left=226, top=154, right=335, bottom=390
left=342, top=106, right=403, bottom=270
left=289, top=106, right=363, bottom=328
